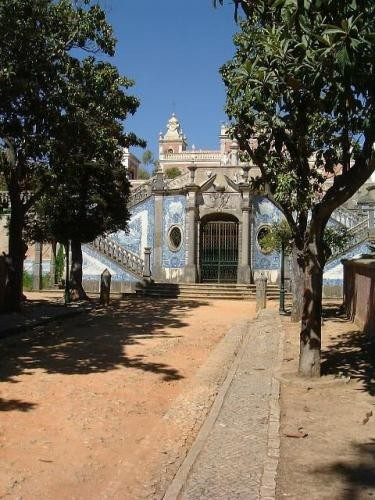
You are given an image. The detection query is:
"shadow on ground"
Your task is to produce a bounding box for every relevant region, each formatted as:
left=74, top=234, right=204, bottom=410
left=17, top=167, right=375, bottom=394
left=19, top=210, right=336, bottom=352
left=0, top=298, right=209, bottom=410
left=321, top=321, right=375, bottom=396
left=314, top=440, right=375, bottom=500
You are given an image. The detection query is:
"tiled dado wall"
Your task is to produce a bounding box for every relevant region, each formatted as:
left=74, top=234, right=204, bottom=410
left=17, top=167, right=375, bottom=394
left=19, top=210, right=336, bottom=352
left=111, top=197, right=155, bottom=258
left=82, top=197, right=155, bottom=281
left=252, top=196, right=281, bottom=271
left=162, top=195, right=186, bottom=269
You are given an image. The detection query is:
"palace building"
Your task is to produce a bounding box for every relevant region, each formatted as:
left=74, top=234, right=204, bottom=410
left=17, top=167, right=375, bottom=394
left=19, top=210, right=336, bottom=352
left=80, top=113, right=375, bottom=295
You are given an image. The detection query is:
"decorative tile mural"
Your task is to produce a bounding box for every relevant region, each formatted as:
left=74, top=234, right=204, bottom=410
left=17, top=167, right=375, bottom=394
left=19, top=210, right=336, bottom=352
left=323, top=242, right=371, bottom=285
left=111, top=197, right=155, bottom=258
left=162, top=195, right=186, bottom=269
left=252, top=196, right=281, bottom=270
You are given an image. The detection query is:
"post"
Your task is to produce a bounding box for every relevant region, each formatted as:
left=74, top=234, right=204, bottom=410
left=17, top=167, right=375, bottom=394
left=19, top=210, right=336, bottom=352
left=184, top=188, right=198, bottom=283
left=238, top=189, right=252, bottom=283
left=49, top=240, right=57, bottom=287
left=143, top=247, right=152, bottom=281
left=100, top=268, right=112, bottom=306
left=32, top=242, right=43, bottom=290
left=64, top=241, right=70, bottom=305
left=255, top=274, right=267, bottom=311
left=279, top=241, right=287, bottom=314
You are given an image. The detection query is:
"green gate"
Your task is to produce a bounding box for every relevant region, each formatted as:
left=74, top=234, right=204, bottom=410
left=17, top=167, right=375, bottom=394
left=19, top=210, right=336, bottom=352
left=200, top=219, right=239, bottom=283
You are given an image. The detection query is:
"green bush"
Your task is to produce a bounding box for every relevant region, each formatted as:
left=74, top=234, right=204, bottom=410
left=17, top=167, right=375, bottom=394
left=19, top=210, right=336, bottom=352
left=23, top=271, right=33, bottom=291
left=165, top=167, right=182, bottom=179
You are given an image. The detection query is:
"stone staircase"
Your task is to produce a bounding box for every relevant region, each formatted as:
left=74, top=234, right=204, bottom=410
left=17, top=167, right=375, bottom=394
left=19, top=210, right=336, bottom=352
left=87, top=235, right=145, bottom=279
left=135, top=282, right=292, bottom=301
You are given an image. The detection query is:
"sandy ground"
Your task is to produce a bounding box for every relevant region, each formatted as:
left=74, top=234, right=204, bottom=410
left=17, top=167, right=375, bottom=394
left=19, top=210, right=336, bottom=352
left=277, top=304, right=375, bottom=500
left=0, top=294, right=256, bottom=500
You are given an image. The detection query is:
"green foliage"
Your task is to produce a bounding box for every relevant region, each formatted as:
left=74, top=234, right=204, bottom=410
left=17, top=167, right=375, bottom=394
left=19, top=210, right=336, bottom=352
left=324, top=226, right=354, bottom=255
left=221, top=0, right=375, bottom=257
left=165, top=167, right=182, bottom=179
left=258, top=220, right=292, bottom=254
left=260, top=220, right=353, bottom=257
left=137, top=168, right=151, bottom=180
left=142, top=150, right=154, bottom=166
left=55, top=245, right=65, bottom=283
left=22, top=271, right=33, bottom=292
left=11, top=2, right=145, bottom=247
left=141, top=149, right=159, bottom=177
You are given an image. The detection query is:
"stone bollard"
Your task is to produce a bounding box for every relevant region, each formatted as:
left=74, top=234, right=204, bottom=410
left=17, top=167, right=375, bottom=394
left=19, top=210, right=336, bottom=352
left=255, top=275, right=267, bottom=312
left=143, top=247, right=152, bottom=281
left=100, top=268, right=111, bottom=306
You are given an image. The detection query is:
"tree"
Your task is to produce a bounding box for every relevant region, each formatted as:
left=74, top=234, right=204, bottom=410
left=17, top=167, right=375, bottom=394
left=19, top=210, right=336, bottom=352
left=165, top=167, right=182, bottom=179
left=260, top=220, right=353, bottom=320
left=29, top=57, right=144, bottom=300
left=141, top=149, right=159, bottom=177
left=220, top=1, right=375, bottom=376
left=0, top=0, right=119, bottom=311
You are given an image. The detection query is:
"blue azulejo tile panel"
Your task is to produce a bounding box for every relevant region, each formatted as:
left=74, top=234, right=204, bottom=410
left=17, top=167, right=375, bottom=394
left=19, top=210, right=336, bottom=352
left=252, top=196, right=281, bottom=270
left=162, top=195, right=186, bottom=269
left=323, top=242, right=372, bottom=286
left=324, top=242, right=371, bottom=272
left=110, top=197, right=155, bottom=258
left=82, top=244, right=138, bottom=282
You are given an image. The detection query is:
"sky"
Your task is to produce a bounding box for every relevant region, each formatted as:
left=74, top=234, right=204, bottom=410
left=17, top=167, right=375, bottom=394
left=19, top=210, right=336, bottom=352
left=102, top=0, right=238, bottom=164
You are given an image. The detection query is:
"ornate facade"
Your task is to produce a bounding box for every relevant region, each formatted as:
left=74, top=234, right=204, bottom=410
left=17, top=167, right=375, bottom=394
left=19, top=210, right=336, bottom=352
left=80, top=113, right=375, bottom=294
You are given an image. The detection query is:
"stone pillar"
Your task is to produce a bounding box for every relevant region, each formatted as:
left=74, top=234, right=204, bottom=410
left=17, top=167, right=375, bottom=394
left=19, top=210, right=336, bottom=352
left=49, top=241, right=56, bottom=287
left=33, top=242, right=43, bottom=290
left=184, top=187, right=199, bottom=283
left=143, top=247, right=152, bottom=281
left=100, top=268, right=111, bottom=306
left=256, top=275, right=267, bottom=311
left=153, top=193, right=164, bottom=282
left=238, top=189, right=252, bottom=283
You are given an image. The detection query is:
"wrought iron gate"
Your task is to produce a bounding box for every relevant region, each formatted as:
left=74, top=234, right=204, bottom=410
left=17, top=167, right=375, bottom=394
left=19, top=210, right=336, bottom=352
left=200, top=220, right=239, bottom=283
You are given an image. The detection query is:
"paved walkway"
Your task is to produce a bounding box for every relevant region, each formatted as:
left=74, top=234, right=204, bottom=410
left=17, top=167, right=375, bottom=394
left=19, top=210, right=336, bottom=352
left=164, top=309, right=283, bottom=500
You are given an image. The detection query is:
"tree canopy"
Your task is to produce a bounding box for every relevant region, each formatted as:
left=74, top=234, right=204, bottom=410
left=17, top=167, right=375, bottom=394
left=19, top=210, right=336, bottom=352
left=0, top=0, right=142, bottom=310
left=220, top=0, right=375, bottom=375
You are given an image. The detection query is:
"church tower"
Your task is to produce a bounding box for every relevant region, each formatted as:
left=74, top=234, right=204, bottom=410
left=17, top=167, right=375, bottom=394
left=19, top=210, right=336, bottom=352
left=159, top=113, right=187, bottom=156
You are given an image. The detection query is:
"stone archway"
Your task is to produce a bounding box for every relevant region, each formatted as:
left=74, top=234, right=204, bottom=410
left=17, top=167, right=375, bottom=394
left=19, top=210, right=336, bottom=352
left=200, top=213, right=239, bottom=283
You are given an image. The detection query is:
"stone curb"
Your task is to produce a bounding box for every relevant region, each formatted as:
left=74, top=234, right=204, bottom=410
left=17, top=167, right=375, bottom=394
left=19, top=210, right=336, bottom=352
left=162, top=317, right=253, bottom=500
left=259, top=312, right=284, bottom=500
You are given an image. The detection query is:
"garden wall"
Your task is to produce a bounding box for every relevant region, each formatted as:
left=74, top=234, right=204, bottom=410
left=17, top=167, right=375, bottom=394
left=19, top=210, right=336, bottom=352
left=343, top=258, right=375, bottom=337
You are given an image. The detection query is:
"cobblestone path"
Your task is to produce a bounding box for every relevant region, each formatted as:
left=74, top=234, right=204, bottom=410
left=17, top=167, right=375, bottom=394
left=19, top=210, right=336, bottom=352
left=165, top=310, right=282, bottom=500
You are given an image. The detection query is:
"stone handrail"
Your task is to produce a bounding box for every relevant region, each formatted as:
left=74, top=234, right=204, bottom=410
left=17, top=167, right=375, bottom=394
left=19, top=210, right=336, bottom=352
left=128, top=182, right=153, bottom=208
left=347, top=217, right=371, bottom=244
left=162, top=151, right=222, bottom=161
left=90, top=235, right=144, bottom=278
left=331, top=206, right=365, bottom=228
left=327, top=215, right=371, bottom=262
left=165, top=171, right=191, bottom=189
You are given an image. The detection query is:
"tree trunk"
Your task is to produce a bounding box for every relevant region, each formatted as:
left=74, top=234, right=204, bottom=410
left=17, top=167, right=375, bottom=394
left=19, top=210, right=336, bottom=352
left=290, top=245, right=304, bottom=322
left=69, top=239, right=89, bottom=301
left=298, top=239, right=324, bottom=377
left=3, top=193, right=25, bottom=312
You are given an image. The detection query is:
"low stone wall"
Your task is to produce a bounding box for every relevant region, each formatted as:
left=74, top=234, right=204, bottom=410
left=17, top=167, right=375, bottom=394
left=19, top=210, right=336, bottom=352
left=82, top=279, right=138, bottom=295
left=343, top=258, right=375, bottom=337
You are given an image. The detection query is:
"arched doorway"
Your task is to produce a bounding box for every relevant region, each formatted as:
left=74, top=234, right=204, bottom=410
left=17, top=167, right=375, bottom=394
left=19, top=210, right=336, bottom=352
left=200, top=214, right=239, bottom=283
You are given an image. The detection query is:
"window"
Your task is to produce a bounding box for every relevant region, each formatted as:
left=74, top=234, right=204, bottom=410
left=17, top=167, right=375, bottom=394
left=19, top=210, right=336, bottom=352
left=257, top=225, right=273, bottom=254
left=168, top=226, right=183, bottom=251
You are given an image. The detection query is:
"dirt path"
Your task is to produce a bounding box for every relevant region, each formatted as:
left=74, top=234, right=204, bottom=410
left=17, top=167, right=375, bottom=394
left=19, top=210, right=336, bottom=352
left=0, top=297, right=256, bottom=500
left=277, top=305, right=375, bottom=500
